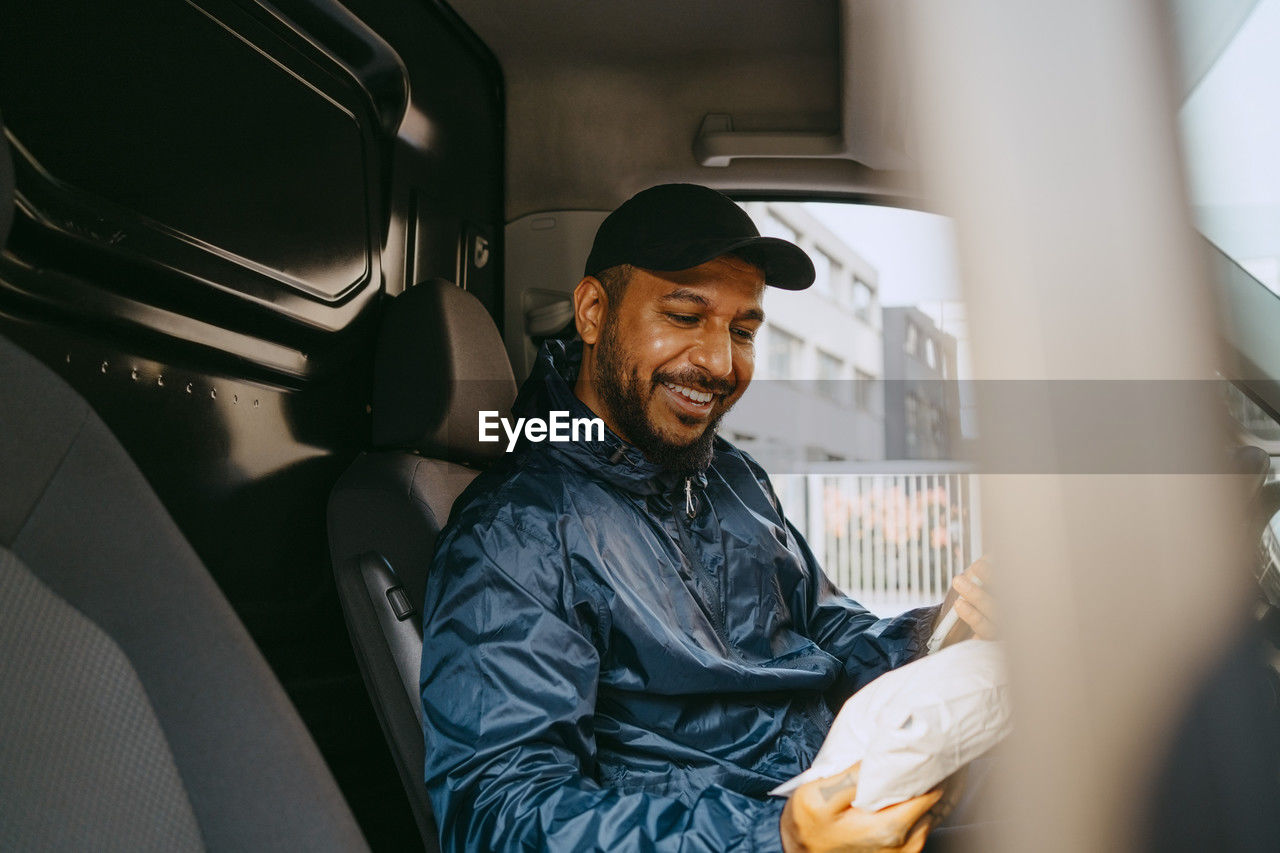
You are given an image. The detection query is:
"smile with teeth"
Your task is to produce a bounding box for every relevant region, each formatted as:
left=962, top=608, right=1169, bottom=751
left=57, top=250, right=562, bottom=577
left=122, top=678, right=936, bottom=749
left=663, top=381, right=714, bottom=406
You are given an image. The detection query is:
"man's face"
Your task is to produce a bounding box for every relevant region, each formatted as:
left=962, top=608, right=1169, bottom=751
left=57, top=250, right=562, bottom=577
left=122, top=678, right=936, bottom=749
left=582, top=255, right=765, bottom=472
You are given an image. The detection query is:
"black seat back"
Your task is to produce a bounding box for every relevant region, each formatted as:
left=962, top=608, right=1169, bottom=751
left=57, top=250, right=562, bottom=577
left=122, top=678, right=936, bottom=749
left=327, top=278, right=517, bottom=847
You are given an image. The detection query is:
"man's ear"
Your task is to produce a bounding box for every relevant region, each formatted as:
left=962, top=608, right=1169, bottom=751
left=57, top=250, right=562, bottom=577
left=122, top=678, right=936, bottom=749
left=573, top=276, right=608, bottom=345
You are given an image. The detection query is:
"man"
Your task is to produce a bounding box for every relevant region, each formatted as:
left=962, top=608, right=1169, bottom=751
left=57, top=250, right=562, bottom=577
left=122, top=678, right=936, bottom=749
left=420, top=184, right=995, bottom=852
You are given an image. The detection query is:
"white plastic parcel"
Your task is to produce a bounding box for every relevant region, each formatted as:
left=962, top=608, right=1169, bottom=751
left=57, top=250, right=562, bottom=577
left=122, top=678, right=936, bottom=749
left=771, top=639, right=1011, bottom=811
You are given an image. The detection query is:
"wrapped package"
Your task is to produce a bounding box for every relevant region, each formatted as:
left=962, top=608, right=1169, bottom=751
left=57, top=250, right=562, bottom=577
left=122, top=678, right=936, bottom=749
left=771, top=639, right=1011, bottom=811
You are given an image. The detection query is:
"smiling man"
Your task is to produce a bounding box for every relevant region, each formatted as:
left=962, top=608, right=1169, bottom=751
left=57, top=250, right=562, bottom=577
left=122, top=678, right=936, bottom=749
left=574, top=253, right=762, bottom=476
left=420, top=185, right=990, bottom=853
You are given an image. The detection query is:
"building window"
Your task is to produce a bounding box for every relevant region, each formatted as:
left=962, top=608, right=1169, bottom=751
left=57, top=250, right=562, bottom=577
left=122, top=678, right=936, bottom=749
left=921, top=398, right=937, bottom=456
left=853, top=278, right=874, bottom=322
left=905, top=392, right=920, bottom=450
left=811, top=250, right=835, bottom=295
left=816, top=349, right=843, bottom=381
left=819, top=253, right=843, bottom=298
left=834, top=274, right=852, bottom=307
left=816, top=349, right=847, bottom=403
left=767, top=326, right=803, bottom=378
left=854, top=368, right=875, bottom=411
left=928, top=400, right=948, bottom=455
left=905, top=321, right=920, bottom=357
left=912, top=396, right=946, bottom=458
left=924, top=337, right=938, bottom=370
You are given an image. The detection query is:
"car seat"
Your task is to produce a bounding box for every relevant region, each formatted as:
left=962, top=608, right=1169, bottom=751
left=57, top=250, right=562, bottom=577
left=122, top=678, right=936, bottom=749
left=327, top=278, right=517, bottom=848
left=0, top=114, right=369, bottom=852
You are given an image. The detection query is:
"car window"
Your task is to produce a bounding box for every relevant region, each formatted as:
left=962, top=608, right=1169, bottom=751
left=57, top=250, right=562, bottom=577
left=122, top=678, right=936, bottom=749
left=1175, top=0, right=1280, bottom=452
left=1180, top=0, right=1280, bottom=296
left=1225, top=382, right=1280, bottom=447
left=729, top=201, right=974, bottom=616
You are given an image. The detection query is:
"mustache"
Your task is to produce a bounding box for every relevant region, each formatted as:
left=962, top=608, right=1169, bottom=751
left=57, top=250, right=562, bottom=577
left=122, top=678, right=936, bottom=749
left=652, top=370, right=737, bottom=397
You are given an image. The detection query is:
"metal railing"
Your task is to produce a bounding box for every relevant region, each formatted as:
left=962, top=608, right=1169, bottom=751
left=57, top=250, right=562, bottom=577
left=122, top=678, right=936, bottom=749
left=772, top=463, right=979, bottom=616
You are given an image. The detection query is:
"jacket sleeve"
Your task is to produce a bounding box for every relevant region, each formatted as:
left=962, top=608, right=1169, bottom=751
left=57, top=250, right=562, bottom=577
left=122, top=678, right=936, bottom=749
left=738, top=449, right=940, bottom=705
left=420, top=516, right=787, bottom=853
left=785, top=518, right=940, bottom=706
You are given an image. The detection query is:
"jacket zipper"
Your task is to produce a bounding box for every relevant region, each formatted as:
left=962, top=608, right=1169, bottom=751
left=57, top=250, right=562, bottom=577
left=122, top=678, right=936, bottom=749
left=673, top=477, right=741, bottom=661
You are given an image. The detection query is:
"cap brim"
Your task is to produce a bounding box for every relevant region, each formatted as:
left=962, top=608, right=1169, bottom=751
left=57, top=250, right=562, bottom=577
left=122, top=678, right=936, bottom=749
left=630, top=236, right=816, bottom=290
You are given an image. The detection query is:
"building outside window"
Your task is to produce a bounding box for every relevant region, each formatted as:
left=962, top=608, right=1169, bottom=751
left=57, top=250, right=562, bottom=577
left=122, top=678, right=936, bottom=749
left=833, top=273, right=852, bottom=307
left=924, top=336, right=938, bottom=369
left=853, top=278, right=874, bottom=322
left=767, top=326, right=803, bottom=378
left=904, top=391, right=919, bottom=450
left=826, top=254, right=844, bottom=300
left=904, top=321, right=920, bottom=357
left=816, top=349, right=847, bottom=403
left=854, top=368, right=876, bottom=411
left=913, top=394, right=942, bottom=455
left=811, top=249, right=832, bottom=295
left=927, top=400, right=946, bottom=455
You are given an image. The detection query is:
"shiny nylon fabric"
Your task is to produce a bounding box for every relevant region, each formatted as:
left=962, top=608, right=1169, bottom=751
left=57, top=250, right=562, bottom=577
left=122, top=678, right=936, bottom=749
left=421, top=339, right=936, bottom=852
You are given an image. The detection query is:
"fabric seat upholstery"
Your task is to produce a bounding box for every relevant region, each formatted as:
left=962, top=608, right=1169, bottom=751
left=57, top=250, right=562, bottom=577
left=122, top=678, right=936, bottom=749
left=0, top=116, right=368, bottom=851
left=327, top=278, right=517, bottom=849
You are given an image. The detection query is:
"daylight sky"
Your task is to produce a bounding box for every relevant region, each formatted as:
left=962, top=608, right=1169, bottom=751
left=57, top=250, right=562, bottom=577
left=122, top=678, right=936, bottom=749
left=807, top=202, right=962, bottom=306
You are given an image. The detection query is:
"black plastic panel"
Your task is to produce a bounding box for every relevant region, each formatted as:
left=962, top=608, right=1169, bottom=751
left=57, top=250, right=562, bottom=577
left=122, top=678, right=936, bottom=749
left=343, top=0, right=504, bottom=319
left=6, top=3, right=370, bottom=299
left=1, top=0, right=383, bottom=301
left=0, top=0, right=393, bottom=363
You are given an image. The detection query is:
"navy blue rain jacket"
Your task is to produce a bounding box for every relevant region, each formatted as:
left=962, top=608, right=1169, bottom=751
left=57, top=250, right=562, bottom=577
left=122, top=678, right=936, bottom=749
left=421, top=339, right=936, bottom=852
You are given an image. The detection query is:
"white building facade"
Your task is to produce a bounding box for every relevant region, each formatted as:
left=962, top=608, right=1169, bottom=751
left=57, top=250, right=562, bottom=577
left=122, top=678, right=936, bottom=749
left=726, top=202, right=886, bottom=469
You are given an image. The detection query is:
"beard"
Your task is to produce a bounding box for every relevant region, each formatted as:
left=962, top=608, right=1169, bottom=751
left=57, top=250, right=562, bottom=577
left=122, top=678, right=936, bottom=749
left=592, top=317, right=735, bottom=476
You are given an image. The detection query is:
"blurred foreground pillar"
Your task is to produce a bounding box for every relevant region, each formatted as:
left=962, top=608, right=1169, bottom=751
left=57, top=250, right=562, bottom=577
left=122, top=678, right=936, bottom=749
left=903, top=1, right=1249, bottom=850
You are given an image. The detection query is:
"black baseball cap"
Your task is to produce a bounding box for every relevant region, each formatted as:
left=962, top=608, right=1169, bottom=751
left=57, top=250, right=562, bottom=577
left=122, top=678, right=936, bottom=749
left=584, top=184, right=815, bottom=290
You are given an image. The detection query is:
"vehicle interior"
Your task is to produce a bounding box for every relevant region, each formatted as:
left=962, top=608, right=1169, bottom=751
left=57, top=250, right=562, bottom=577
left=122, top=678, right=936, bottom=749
left=4, top=0, right=1280, bottom=850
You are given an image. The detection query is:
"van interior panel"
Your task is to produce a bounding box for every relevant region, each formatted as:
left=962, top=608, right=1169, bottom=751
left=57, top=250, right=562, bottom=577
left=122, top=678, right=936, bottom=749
left=0, top=1, right=503, bottom=847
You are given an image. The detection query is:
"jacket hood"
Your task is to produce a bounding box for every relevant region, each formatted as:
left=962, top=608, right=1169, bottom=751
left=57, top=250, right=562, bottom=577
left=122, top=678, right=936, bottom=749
left=511, top=338, right=708, bottom=496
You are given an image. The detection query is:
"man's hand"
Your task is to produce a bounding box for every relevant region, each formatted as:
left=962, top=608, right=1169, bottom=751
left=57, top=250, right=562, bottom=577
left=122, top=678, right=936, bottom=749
left=935, top=556, right=997, bottom=648
left=780, top=762, right=942, bottom=853
left=951, top=557, right=996, bottom=640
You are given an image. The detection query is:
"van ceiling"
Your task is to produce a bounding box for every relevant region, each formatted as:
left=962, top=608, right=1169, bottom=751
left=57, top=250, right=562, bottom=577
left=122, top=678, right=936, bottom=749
left=448, top=0, right=918, bottom=218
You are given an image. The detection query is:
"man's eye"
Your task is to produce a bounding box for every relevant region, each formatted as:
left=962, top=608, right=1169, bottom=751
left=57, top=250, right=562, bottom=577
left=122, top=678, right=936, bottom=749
left=667, top=313, right=698, bottom=325
left=732, top=328, right=756, bottom=342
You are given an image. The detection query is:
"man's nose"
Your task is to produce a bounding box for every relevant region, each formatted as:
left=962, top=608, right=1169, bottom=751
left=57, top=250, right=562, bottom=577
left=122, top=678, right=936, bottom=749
left=689, top=329, right=734, bottom=378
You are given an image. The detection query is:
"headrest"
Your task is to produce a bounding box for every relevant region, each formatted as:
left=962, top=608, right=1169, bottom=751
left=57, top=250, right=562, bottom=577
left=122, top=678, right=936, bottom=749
left=372, top=278, right=517, bottom=465
left=0, top=113, right=14, bottom=249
